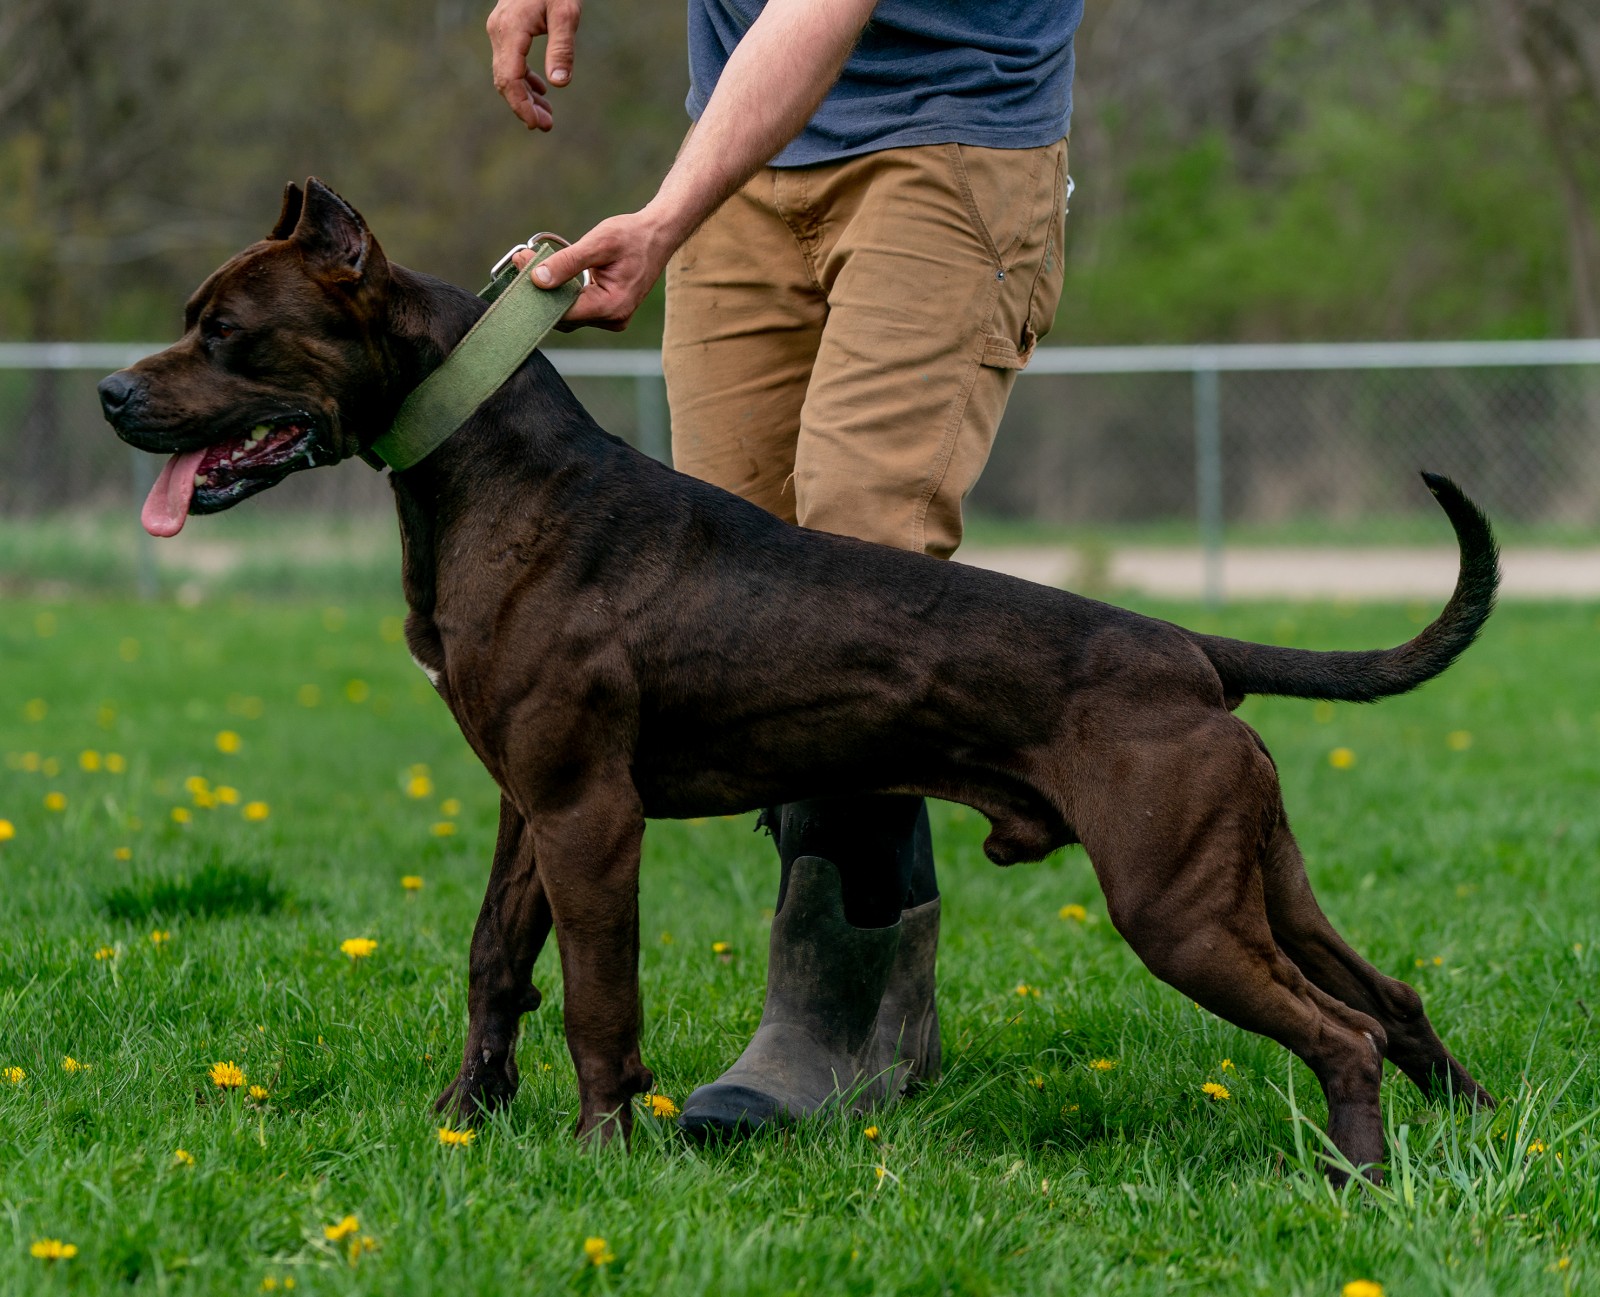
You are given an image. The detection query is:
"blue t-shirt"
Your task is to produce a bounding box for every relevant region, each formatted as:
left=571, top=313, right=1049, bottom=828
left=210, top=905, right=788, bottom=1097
left=686, top=1, right=1084, bottom=168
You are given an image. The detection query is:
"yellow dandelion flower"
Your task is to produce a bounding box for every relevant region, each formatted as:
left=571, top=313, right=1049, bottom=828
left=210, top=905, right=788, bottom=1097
left=1221, top=1058, right=1235, bottom=1071
left=1202, top=1081, right=1231, bottom=1101
left=430, top=821, right=456, bottom=837
left=1446, top=729, right=1473, bottom=751
left=106, top=753, right=127, bottom=774
left=1057, top=903, right=1087, bottom=922
left=1029, top=1075, right=1045, bottom=1090
left=243, top=801, right=270, bottom=821
left=113, top=846, right=131, bottom=861
left=659, top=931, right=673, bottom=944
left=23, top=698, right=47, bottom=722
left=407, top=763, right=430, bottom=778
left=874, top=1164, right=890, bottom=1184
left=171, top=806, right=192, bottom=824
left=174, top=1148, right=195, bottom=1166
left=1089, top=1058, right=1118, bottom=1072
left=340, top=937, right=378, bottom=960
left=44, top=791, right=66, bottom=812
left=439, top=798, right=462, bottom=817
left=192, top=788, right=216, bottom=809
left=151, top=930, right=171, bottom=946
left=711, top=940, right=731, bottom=955
left=97, top=703, right=116, bottom=726
left=297, top=684, right=321, bottom=708
left=645, top=1094, right=679, bottom=1118
left=1328, top=747, right=1357, bottom=770
left=864, top=1125, right=880, bottom=1141
left=0, top=820, right=15, bottom=843
left=214, top=785, right=239, bottom=805
left=209, top=1061, right=246, bottom=1089
left=344, top=679, right=370, bottom=704
left=4, top=1066, right=24, bottom=1084
left=405, top=774, right=433, bottom=799
left=323, top=1215, right=359, bottom=1242
left=401, top=875, right=424, bottom=891
left=78, top=750, right=102, bottom=772
left=1342, top=1283, right=1384, bottom=1297
left=94, top=946, right=116, bottom=961
left=29, top=1239, right=77, bottom=1261
left=1014, top=983, right=1039, bottom=997
left=21, top=752, right=41, bottom=771
left=184, top=775, right=210, bottom=796
left=249, top=1085, right=270, bottom=1102
left=61, top=1056, right=88, bottom=1073
left=437, top=1126, right=476, bottom=1146
left=583, top=1237, right=615, bottom=1266
left=1528, top=1140, right=1547, bottom=1155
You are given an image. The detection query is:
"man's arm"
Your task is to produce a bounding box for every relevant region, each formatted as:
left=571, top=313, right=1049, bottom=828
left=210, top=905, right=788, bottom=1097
left=512, top=0, right=877, bottom=331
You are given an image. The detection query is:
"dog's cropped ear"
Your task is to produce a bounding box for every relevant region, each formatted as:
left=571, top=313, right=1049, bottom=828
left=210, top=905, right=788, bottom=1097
left=290, top=177, right=378, bottom=283
left=269, top=182, right=305, bottom=240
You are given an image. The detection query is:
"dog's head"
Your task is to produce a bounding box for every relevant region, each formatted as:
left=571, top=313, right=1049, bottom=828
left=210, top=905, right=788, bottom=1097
left=100, top=179, right=401, bottom=536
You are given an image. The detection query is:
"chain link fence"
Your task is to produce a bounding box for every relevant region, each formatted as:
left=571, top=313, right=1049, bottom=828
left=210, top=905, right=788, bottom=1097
left=3, top=342, right=1598, bottom=593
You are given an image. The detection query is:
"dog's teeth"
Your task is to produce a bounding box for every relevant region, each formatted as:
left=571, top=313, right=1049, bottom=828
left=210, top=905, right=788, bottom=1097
left=194, top=474, right=209, bottom=486
left=252, top=423, right=270, bottom=436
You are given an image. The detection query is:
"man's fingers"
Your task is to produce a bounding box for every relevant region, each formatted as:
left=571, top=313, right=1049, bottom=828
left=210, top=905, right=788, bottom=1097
left=529, top=238, right=600, bottom=289
left=545, top=0, right=580, bottom=85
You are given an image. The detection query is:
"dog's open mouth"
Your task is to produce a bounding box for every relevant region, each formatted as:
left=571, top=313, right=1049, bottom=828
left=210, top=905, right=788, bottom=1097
left=142, top=417, right=322, bottom=537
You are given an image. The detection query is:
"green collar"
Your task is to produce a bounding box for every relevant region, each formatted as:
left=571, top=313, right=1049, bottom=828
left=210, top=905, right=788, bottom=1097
left=364, top=241, right=580, bottom=471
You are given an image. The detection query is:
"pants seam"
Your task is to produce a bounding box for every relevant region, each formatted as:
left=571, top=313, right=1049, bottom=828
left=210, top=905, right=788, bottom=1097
left=910, top=274, right=1003, bottom=553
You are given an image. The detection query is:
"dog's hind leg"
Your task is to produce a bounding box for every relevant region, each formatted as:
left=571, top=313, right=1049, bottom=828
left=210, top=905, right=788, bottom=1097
left=1261, top=817, right=1493, bottom=1109
left=436, top=794, right=555, bottom=1123
left=528, top=775, right=655, bottom=1142
left=1083, top=723, right=1391, bottom=1180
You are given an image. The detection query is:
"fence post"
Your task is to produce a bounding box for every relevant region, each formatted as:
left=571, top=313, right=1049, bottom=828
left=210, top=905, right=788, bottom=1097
left=634, top=373, right=669, bottom=464
left=1192, top=361, right=1224, bottom=607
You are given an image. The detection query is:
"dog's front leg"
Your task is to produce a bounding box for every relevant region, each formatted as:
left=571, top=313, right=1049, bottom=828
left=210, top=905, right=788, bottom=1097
left=531, top=778, right=653, bottom=1142
left=436, top=794, right=552, bottom=1123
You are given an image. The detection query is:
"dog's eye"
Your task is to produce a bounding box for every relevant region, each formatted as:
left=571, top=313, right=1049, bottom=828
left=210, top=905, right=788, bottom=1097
left=207, top=320, right=239, bottom=341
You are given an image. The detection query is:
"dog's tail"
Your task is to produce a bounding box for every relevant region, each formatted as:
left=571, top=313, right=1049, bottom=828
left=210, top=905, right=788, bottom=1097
left=1189, top=473, right=1500, bottom=705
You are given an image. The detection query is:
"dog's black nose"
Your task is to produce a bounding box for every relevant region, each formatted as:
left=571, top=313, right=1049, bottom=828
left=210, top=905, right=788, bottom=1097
left=97, top=372, right=139, bottom=419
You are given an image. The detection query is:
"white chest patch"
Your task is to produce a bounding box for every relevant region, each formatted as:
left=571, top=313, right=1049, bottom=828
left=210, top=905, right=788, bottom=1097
left=410, top=651, right=442, bottom=687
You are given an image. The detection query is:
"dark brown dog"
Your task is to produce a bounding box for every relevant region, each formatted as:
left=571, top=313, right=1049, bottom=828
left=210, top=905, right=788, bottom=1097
left=101, top=180, right=1498, bottom=1178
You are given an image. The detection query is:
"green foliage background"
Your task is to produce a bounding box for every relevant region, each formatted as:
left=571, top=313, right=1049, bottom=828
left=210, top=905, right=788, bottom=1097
left=4, top=1, right=1599, bottom=348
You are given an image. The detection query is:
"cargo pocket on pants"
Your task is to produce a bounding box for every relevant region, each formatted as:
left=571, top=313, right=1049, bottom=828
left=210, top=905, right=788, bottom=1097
left=981, top=321, right=1038, bottom=371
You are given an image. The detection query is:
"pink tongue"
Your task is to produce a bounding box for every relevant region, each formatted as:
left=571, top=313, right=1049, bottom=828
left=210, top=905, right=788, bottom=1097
left=141, top=448, right=209, bottom=537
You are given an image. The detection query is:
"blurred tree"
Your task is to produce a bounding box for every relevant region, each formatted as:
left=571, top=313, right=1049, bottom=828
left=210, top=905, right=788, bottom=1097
left=1, top=0, right=1597, bottom=353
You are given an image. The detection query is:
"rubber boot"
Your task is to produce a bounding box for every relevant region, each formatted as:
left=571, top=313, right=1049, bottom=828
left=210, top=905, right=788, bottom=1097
left=872, top=891, right=941, bottom=1094
left=678, top=856, right=901, bottom=1139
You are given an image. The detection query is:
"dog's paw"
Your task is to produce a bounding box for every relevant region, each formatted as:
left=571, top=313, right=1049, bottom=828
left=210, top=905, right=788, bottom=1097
left=434, top=1047, right=520, bottom=1124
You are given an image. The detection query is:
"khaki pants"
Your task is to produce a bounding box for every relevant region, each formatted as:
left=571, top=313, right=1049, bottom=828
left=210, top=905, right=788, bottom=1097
left=663, top=139, right=1068, bottom=558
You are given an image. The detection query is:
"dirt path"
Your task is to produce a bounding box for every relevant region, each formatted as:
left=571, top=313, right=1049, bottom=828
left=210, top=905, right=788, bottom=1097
left=957, top=545, right=1600, bottom=600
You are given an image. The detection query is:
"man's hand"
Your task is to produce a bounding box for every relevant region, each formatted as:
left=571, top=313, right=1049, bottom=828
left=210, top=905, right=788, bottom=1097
left=487, top=0, right=581, bottom=131
left=512, top=209, right=677, bottom=332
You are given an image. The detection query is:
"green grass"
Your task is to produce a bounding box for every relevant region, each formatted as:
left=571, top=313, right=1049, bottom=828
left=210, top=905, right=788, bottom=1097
left=1, top=595, right=1597, bottom=1294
